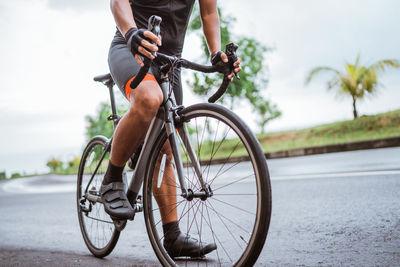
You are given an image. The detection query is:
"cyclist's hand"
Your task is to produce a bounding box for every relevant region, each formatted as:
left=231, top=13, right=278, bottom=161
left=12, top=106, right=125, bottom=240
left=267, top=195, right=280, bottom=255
left=125, top=27, right=162, bottom=66
left=226, top=55, right=242, bottom=80
left=211, top=51, right=242, bottom=81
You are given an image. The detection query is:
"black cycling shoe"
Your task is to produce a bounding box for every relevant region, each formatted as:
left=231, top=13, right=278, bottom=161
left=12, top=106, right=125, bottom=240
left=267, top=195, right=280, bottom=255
left=100, top=182, right=134, bottom=220
left=164, top=233, right=217, bottom=258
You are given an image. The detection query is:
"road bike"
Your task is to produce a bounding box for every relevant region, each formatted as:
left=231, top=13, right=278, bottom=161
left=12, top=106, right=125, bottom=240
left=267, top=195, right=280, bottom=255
left=77, top=15, right=271, bottom=266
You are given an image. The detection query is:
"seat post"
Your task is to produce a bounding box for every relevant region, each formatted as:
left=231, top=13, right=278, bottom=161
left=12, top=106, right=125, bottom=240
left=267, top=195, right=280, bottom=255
left=107, top=81, right=119, bottom=128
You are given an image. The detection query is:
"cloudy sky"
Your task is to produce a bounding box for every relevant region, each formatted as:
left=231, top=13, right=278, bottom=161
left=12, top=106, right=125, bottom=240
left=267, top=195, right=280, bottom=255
left=1, top=0, right=399, bottom=175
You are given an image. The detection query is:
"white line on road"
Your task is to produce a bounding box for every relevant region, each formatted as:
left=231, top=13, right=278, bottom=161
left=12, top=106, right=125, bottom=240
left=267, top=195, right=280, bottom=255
left=1, top=176, right=75, bottom=194
left=272, top=169, right=400, bottom=181
left=1, top=169, right=399, bottom=195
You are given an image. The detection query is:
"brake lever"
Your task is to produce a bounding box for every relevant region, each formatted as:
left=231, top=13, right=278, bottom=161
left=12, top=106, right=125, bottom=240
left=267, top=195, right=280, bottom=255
left=225, top=43, right=240, bottom=80
left=148, top=15, right=162, bottom=37
left=147, top=15, right=162, bottom=57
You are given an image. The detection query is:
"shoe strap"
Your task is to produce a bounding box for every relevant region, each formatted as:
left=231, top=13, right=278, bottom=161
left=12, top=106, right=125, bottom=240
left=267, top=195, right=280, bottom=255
left=105, top=191, right=125, bottom=202
left=110, top=200, right=127, bottom=209
left=100, top=182, right=125, bottom=195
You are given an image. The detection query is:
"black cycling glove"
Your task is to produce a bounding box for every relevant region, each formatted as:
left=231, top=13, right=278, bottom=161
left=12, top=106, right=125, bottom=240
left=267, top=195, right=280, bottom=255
left=125, top=27, right=152, bottom=56
left=211, top=51, right=231, bottom=75
left=211, top=51, right=224, bottom=65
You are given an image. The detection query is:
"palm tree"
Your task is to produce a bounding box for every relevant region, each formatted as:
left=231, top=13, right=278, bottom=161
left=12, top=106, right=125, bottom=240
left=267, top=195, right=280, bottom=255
left=305, top=56, right=399, bottom=119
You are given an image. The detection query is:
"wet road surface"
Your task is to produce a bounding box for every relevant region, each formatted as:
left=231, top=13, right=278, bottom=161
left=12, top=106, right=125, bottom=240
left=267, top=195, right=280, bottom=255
left=1, top=147, right=399, bottom=266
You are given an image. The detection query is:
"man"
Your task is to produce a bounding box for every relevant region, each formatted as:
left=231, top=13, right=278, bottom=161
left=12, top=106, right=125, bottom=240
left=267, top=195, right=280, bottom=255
left=101, top=0, right=242, bottom=258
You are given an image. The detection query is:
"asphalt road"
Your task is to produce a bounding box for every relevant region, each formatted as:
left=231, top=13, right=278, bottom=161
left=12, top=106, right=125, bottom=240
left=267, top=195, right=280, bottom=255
left=0, top=147, right=399, bottom=266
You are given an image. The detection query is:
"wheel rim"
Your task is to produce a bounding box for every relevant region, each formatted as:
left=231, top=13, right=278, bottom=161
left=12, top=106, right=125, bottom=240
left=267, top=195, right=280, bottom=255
left=77, top=139, right=118, bottom=253
left=145, top=108, right=268, bottom=266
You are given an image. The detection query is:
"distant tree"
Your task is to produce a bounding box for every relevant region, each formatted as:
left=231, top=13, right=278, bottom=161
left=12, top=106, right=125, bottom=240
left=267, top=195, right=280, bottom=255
left=46, top=157, right=63, bottom=173
left=60, top=156, right=82, bottom=175
left=0, top=171, right=6, bottom=180
left=85, top=101, right=128, bottom=140
left=306, top=56, right=399, bottom=119
left=255, top=99, right=282, bottom=134
left=68, top=157, right=81, bottom=169
left=188, top=5, right=281, bottom=132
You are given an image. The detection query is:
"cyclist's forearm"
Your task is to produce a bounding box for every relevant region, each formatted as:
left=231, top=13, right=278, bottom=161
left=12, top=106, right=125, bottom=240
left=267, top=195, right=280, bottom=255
left=199, top=0, right=221, bottom=56
left=110, top=0, right=137, bottom=36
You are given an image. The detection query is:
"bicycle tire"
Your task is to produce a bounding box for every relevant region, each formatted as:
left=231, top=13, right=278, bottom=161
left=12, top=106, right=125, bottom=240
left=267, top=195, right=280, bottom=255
left=77, top=135, right=120, bottom=258
left=143, top=103, right=272, bottom=266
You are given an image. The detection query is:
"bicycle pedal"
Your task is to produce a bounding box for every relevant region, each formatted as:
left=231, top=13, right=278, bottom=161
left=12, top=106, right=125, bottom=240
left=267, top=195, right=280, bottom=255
left=134, top=203, right=143, bottom=213
left=79, top=197, right=91, bottom=213
left=88, top=186, right=98, bottom=195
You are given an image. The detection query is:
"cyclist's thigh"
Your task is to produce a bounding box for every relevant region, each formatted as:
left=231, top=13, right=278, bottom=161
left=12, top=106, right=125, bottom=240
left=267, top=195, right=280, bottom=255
left=108, top=31, right=159, bottom=100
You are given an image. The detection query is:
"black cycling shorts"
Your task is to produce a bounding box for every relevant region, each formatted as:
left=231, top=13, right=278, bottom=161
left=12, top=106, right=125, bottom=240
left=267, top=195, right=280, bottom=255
left=108, top=30, right=183, bottom=105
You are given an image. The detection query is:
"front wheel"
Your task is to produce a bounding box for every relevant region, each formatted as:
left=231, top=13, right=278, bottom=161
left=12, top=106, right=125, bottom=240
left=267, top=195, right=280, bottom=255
left=76, top=135, right=120, bottom=258
left=143, top=103, right=272, bottom=266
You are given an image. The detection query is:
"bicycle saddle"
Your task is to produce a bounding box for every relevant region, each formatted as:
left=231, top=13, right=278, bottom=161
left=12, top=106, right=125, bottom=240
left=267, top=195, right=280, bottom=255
left=94, top=73, right=114, bottom=85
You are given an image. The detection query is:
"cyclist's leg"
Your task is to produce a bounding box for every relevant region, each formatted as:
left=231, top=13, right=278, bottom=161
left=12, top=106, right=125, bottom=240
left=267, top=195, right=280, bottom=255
left=101, top=31, right=163, bottom=219
left=151, top=66, right=183, bottom=225
left=153, top=141, right=217, bottom=258
left=110, top=80, right=162, bottom=167
left=152, top=141, right=178, bottom=224
left=151, top=68, right=216, bottom=257
left=151, top=66, right=181, bottom=223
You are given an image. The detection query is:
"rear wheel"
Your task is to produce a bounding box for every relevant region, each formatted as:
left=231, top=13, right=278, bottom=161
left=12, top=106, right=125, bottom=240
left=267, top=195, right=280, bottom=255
left=143, top=103, right=272, bottom=266
left=76, top=136, right=120, bottom=258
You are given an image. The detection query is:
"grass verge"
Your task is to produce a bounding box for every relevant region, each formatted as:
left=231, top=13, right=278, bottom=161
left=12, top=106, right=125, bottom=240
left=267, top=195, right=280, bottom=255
left=258, top=109, right=400, bottom=153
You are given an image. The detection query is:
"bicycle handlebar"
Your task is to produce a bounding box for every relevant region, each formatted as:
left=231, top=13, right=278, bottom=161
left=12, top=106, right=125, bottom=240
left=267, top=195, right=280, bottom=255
left=179, top=59, right=232, bottom=103
left=129, top=15, right=239, bottom=103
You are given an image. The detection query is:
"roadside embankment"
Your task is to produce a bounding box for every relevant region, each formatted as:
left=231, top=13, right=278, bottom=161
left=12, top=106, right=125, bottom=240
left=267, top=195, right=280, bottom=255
left=266, top=136, right=400, bottom=159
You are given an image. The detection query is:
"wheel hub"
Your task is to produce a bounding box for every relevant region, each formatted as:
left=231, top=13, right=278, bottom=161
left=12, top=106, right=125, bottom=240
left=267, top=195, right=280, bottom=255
left=182, top=185, right=213, bottom=201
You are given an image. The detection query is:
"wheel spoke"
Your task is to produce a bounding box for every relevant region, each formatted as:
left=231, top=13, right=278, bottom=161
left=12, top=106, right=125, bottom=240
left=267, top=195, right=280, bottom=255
left=204, top=201, right=252, bottom=235
left=213, top=174, right=255, bottom=192
left=204, top=200, right=233, bottom=263
left=211, top=197, right=256, bottom=216
left=208, top=139, right=242, bottom=185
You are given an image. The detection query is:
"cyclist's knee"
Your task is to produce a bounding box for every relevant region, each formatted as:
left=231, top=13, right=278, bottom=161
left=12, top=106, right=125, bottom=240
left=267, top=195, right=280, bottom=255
left=130, top=81, right=162, bottom=120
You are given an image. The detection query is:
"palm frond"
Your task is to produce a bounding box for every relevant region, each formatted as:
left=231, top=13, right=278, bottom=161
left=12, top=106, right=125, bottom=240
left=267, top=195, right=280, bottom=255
left=327, top=76, right=341, bottom=90
left=370, top=59, right=400, bottom=72
left=338, top=74, right=356, bottom=95
left=305, top=66, right=340, bottom=85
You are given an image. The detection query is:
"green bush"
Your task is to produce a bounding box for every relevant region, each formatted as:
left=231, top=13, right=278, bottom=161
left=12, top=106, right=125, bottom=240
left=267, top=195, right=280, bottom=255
left=46, top=157, right=63, bottom=173
left=11, top=173, right=21, bottom=179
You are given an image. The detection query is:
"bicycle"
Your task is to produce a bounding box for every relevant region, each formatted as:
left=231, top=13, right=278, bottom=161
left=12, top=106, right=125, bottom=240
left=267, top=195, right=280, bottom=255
left=77, top=15, right=272, bottom=266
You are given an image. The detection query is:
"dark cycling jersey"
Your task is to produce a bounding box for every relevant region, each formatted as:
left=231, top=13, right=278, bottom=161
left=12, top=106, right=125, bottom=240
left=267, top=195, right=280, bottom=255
left=129, top=0, right=195, bottom=56
left=108, top=0, right=195, bottom=104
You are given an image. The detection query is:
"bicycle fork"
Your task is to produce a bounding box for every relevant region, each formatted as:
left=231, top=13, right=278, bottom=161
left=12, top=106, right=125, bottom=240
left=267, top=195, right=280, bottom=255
left=168, top=106, right=213, bottom=201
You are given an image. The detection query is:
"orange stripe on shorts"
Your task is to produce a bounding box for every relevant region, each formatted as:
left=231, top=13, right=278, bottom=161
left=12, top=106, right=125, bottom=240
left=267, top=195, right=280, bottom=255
left=125, top=73, right=157, bottom=99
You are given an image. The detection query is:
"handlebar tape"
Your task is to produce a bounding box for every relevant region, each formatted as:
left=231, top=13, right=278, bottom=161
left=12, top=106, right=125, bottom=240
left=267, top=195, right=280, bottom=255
left=129, top=58, right=151, bottom=89
left=180, top=59, right=218, bottom=73
left=208, top=76, right=230, bottom=103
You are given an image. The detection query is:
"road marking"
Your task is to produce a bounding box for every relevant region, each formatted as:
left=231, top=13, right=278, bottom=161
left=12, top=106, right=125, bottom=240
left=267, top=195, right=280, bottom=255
left=1, top=169, right=399, bottom=195
left=272, top=169, right=400, bottom=181
left=1, top=175, right=75, bottom=194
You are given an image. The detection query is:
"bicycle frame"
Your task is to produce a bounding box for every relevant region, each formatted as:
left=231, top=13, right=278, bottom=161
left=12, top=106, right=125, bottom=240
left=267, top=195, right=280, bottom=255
left=126, top=76, right=208, bottom=206
left=84, top=72, right=207, bottom=214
